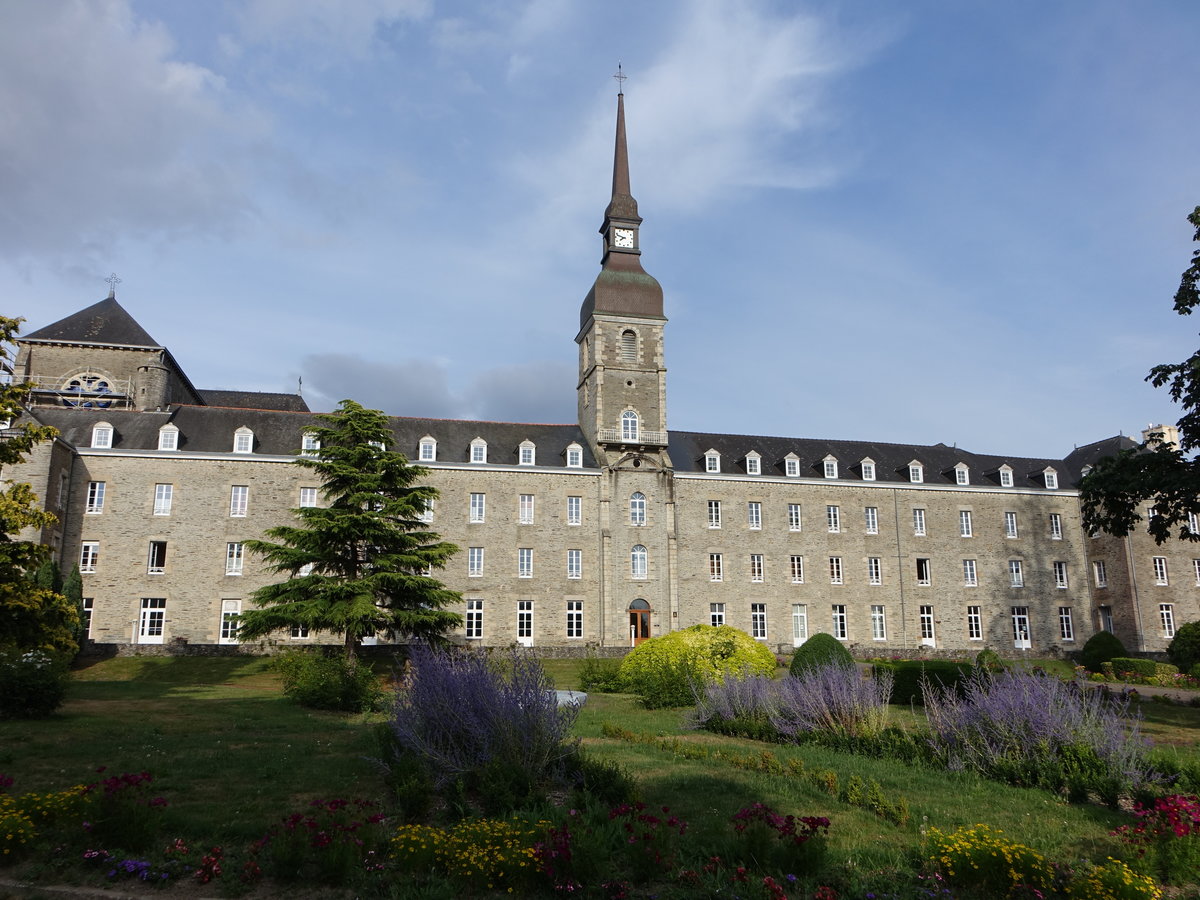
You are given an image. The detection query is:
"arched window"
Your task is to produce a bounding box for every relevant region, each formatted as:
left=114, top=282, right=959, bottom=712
left=157, top=424, right=178, bottom=451
left=620, top=330, right=637, bottom=362
left=621, top=410, right=639, bottom=442
left=630, top=492, right=646, bottom=526
left=631, top=545, right=647, bottom=579
left=233, top=427, right=254, bottom=453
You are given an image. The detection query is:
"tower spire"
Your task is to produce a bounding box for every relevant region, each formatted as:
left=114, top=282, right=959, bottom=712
left=606, top=73, right=638, bottom=223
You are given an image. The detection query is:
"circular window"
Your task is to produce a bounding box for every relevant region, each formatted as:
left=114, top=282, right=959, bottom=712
left=62, top=373, right=114, bottom=408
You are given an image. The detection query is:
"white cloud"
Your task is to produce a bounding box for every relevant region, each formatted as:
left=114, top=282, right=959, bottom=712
left=234, top=0, right=431, bottom=57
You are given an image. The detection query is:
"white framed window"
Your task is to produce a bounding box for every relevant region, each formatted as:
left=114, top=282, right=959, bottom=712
left=749, top=554, right=764, bottom=583
left=631, top=545, right=647, bottom=579
left=567, top=549, right=582, bottom=580
left=864, top=506, right=878, bottom=534
left=518, top=441, right=536, bottom=466
left=230, top=485, right=248, bottom=517
left=788, top=503, right=802, bottom=532
left=301, top=432, right=320, bottom=456
left=291, top=624, right=310, bottom=639
left=867, top=557, right=881, bottom=585
left=823, top=456, right=838, bottom=479
left=299, top=487, right=318, bottom=508
left=82, top=598, right=93, bottom=637
left=466, top=600, right=483, bottom=639
left=566, top=600, right=583, bottom=638
left=747, top=501, right=762, bottom=530
left=1050, top=560, right=1067, bottom=589
left=785, top=455, right=800, bottom=478
left=468, top=547, right=484, bottom=577
left=963, top=558, right=977, bottom=586
left=469, top=492, right=486, bottom=523
left=630, top=492, right=646, bottom=526
left=745, top=452, right=761, bottom=475
left=518, top=548, right=533, bottom=578
left=1094, top=560, right=1108, bottom=588
left=999, top=465, right=1013, bottom=488
left=871, top=604, right=886, bottom=641
left=827, top=505, right=841, bottom=533
left=790, top=555, right=804, bottom=584
left=519, top=494, right=535, bottom=525
left=959, top=510, right=973, bottom=537
left=967, top=606, right=982, bottom=641
left=955, top=464, right=969, bottom=485
left=517, top=600, right=533, bottom=642
left=418, top=437, right=437, bottom=461
left=92, top=422, right=113, bottom=449
left=233, top=427, right=254, bottom=453
left=470, top=438, right=487, bottom=463
left=709, top=553, right=723, bottom=582
left=621, top=410, right=639, bottom=442
left=792, top=604, right=808, bottom=644
left=1160, top=603, right=1176, bottom=638
left=80, top=541, right=99, bottom=573
left=147, top=541, right=167, bottom=575
left=916, top=558, right=931, bottom=586
left=1153, top=556, right=1168, bottom=586
left=226, top=542, right=244, bottom=576
left=705, top=450, right=721, bottom=473
left=710, top=603, right=725, bottom=627
left=220, top=599, right=240, bottom=644
left=708, top=500, right=722, bottom=528
left=158, top=425, right=178, bottom=451
left=1098, top=605, right=1114, bottom=633
left=567, top=495, right=581, bottom=525
left=920, top=605, right=935, bottom=644
left=1049, top=513, right=1063, bottom=540
left=1005, top=511, right=1018, bottom=538
left=1012, top=606, right=1031, bottom=647
left=1009, top=559, right=1024, bottom=587
left=909, top=462, right=924, bottom=484
left=913, top=508, right=926, bottom=536
left=1059, top=606, right=1075, bottom=642
left=153, top=483, right=173, bottom=516
left=1189, top=512, right=1200, bottom=535
left=566, top=443, right=583, bottom=468
left=1193, top=559, right=1200, bottom=586
left=751, top=603, right=767, bottom=640
left=829, top=556, right=843, bottom=585
left=860, top=458, right=875, bottom=481
left=86, top=481, right=106, bottom=514
left=832, top=604, right=848, bottom=640
left=139, top=597, right=166, bottom=644
left=1044, top=468, right=1059, bottom=490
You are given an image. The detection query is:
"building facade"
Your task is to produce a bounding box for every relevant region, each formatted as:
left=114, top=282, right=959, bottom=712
left=5, top=94, right=1197, bottom=657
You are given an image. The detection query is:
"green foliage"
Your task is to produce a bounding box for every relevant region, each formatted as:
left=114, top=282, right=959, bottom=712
left=238, top=399, right=461, bottom=656
left=873, top=659, right=972, bottom=706
left=617, top=625, right=776, bottom=708
left=1168, top=620, right=1200, bottom=673
left=1080, top=630, right=1128, bottom=672
left=927, top=823, right=1054, bottom=895
left=0, top=649, right=69, bottom=718
left=271, top=650, right=385, bottom=712
left=975, top=648, right=1004, bottom=671
left=789, top=631, right=854, bottom=677
left=1110, top=657, right=1179, bottom=682
left=577, top=653, right=624, bottom=692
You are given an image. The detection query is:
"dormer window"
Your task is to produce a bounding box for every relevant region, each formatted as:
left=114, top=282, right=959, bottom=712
left=999, top=465, right=1014, bottom=487
left=745, top=452, right=761, bottom=475
left=908, top=461, right=924, bottom=484
left=1081, top=464, right=1093, bottom=478
left=1043, top=468, right=1059, bottom=490
left=565, top=443, right=583, bottom=468
left=470, top=438, right=487, bottom=463
left=784, top=454, right=800, bottom=478
left=823, top=456, right=838, bottom=479
left=519, top=440, right=536, bottom=466
left=301, top=432, right=320, bottom=456
left=621, top=410, right=639, bottom=442
left=954, top=463, right=969, bottom=486
left=157, top=424, right=177, bottom=451
left=705, top=450, right=721, bottom=473
left=860, top=458, right=876, bottom=481
left=233, top=427, right=254, bottom=454
left=418, top=436, right=437, bottom=462
left=92, top=422, right=114, bottom=449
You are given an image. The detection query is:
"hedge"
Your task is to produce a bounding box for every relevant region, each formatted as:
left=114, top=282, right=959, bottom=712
left=872, top=660, right=973, bottom=706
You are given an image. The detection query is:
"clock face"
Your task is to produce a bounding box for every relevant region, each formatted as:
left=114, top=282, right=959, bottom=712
left=612, top=228, right=635, bottom=248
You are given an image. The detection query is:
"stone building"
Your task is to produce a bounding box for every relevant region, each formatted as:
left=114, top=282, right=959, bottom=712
left=4, top=93, right=1196, bottom=657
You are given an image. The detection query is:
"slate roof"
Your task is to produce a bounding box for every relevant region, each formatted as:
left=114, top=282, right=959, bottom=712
left=200, top=390, right=311, bottom=413
left=23, top=298, right=161, bottom=348
left=1063, top=435, right=1139, bottom=480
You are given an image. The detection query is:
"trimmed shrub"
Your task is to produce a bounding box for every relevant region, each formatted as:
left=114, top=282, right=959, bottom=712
left=0, top=649, right=69, bottom=719
left=1110, top=657, right=1179, bottom=683
left=874, top=659, right=972, bottom=706
left=272, top=650, right=385, bottom=712
left=618, top=625, right=776, bottom=709
left=1167, top=620, right=1200, bottom=674
left=789, top=632, right=854, bottom=677
left=1079, top=630, right=1127, bottom=672
left=975, top=648, right=1004, bottom=671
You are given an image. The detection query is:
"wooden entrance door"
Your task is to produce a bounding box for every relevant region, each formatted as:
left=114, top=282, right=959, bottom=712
left=628, top=600, right=651, bottom=645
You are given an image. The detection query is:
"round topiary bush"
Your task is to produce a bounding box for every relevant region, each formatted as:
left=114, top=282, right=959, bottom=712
left=617, top=625, right=776, bottom=709
left=1079, top=630, right=1127, bottom=673
left=974, top=648, right=1004, bottom=672
left=789, top=632, right=854, bottom=678
left=1167, top=620, right=1200, bottom=674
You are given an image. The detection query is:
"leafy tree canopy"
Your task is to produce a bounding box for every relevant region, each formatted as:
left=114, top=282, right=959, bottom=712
left=237, top=399, right=462, bottom=656
left=1080, top=206, right=1200, bottom=543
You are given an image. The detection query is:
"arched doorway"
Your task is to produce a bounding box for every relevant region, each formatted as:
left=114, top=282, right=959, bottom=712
left=628, top=599, right=651, bottom=646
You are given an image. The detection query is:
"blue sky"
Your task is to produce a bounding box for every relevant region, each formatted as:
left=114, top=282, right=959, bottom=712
left=4, top=0, right=1199, bottom=458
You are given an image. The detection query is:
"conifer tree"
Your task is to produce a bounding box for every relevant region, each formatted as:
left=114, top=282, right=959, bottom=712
left=237, top=400, right=461, bottom=656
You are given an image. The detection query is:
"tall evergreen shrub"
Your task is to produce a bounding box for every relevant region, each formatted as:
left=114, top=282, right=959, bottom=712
left=789, top=632, right=853, bottom=677
left=1079, top=630, right=1126, bottom=673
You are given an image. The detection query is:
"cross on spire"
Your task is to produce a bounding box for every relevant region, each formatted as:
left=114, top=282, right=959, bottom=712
left=613, top=62, right=627, bottom=94
left=105, top=273, right=122, bottom=299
